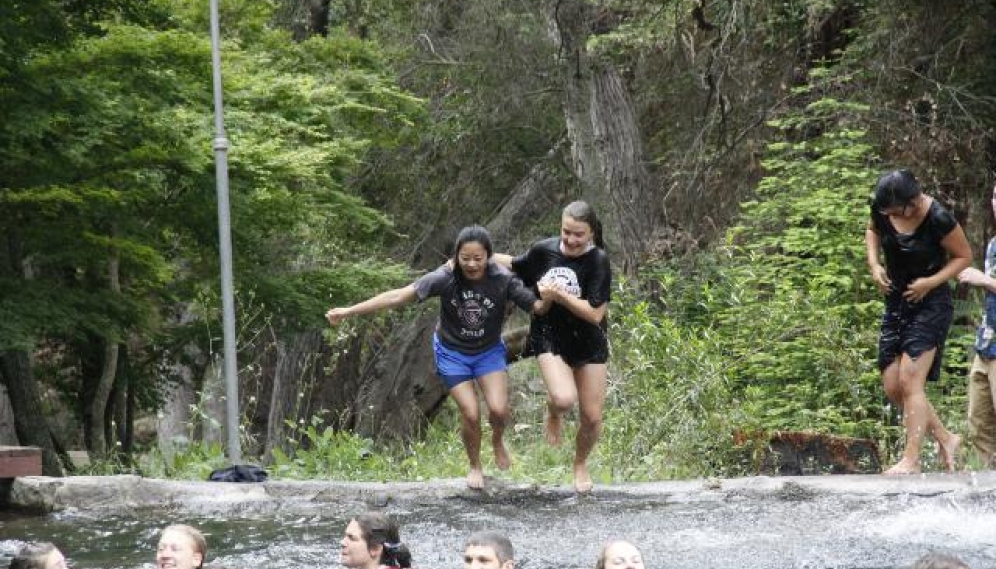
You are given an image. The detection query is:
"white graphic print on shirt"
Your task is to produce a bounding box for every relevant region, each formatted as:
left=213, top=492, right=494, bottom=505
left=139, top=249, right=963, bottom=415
left=539, top=266, right=581, bottom=298
left=452, top=289, right=495, bottom=338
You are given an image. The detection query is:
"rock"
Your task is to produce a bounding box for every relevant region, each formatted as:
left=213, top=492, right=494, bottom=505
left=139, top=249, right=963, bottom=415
left=736, top=430, right=882, bottom=475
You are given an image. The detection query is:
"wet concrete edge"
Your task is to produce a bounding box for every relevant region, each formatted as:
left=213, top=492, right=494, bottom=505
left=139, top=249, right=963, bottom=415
left=4, top=472, right=996, bottom=515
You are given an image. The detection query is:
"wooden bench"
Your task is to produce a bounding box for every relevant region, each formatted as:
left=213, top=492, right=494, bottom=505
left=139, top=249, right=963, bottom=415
left=0, top=446, right=42, bottom=477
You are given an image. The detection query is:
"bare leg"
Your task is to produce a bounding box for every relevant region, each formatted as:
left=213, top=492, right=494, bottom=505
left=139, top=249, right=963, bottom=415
left=477, top=370, right=511, bottom=470
left=449, top=381, right=484, bottom=488
left=537, top=353, right=578, bottom=447
left=572, top=363, right=607, bottom=493
left=887, top=349, right=959, bottom=474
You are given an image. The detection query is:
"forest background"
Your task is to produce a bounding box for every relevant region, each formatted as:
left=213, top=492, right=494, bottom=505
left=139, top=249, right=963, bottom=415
left=2, top=0, right=995, bottom=482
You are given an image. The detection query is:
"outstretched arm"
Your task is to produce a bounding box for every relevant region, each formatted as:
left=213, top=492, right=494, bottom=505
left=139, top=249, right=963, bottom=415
left=959, top=267, right=996, bottom=293
left=326, top=285, right=418, bottom=325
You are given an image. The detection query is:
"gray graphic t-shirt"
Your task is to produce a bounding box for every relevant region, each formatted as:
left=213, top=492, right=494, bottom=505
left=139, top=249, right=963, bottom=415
left=413, top=261, right=537, bottom=354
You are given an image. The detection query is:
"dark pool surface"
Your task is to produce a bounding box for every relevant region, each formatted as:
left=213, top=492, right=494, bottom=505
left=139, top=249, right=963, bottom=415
left=2, top=489, right=995, bottom=569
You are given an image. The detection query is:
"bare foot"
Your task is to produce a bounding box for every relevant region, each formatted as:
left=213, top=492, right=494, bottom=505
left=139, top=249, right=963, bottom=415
left=883, top=457, right=921, bottom=475
left=573, top=463, right=593, bottom=494
left=494, top=441, right=511, bottom=471
left=545, top=412, right=563, bottom=447
left=937, top=434, right=961, bottom=473
left=467, top=468, right=484, bottom=489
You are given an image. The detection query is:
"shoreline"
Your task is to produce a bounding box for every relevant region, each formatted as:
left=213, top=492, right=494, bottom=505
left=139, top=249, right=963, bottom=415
left=5, top=470, right=996, bottom=515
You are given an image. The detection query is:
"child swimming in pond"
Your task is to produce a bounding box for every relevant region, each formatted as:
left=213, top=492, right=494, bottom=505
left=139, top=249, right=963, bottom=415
left=10, top=542, right=68, bottom=569
left=338, top=512, right=412, bottom=569
left=156, top=525, right=207, bottom=569
left=463, top=531, right=515, bottom=569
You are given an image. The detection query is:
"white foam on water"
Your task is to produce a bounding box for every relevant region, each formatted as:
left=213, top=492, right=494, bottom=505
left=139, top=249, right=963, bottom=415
left=846, top=500, right=996, bottom=547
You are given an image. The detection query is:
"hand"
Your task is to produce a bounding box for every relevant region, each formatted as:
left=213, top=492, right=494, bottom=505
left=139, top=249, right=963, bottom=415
left=537, top=282, right=562, bottom=302
left=325, top=307, right=349, bottom=326
left=869, top=264, right=891, bottom=294
left=959, top=267, right=987, bottom=287
left=903, top=278, right=934, bottom=303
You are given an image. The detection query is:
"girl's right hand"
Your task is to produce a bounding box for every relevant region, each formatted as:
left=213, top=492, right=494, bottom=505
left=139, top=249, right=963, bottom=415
left=870, top=264, right=891, bottom=294
left=325, top=307, right=348, bottom=325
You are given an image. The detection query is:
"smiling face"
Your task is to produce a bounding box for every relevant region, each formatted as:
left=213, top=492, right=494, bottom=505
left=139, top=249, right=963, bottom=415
left=339, top=520, right=379, bottom=569
left=456, top=241, right=489, bottom=281
left=156, top=529, right=203, bottom=569
left=600, top=541, right=644, bottom=569
left=560, top=215, right=594, bottom=257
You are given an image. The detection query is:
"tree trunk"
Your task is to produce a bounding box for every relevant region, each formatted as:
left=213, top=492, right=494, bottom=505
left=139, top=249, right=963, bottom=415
left=488, top=139, right=572, bottom=252
left=0, top=350, right=65, bottom=476
left=264, top=330, right=322, bottom=462
left=0, top=383, right=17, bottom=445
left=84, top=252, right=120, bottom=459
left=548, top=0, right=657, bottom=272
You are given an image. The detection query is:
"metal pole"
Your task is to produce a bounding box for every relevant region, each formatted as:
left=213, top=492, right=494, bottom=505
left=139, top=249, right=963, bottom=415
left=209, top=0, right=241, bottom=464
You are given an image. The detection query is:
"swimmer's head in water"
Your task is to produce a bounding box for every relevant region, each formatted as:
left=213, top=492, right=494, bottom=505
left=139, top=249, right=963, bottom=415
left=464, top=531, right=515, bottom=569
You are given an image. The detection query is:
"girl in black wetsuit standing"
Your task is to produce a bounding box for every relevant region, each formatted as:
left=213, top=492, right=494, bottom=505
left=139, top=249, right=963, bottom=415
left=865, top=169, right=971, bottom=474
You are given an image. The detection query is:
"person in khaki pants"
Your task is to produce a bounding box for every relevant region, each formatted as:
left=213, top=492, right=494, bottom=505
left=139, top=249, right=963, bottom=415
left=958, top=182, right=996, bottom=469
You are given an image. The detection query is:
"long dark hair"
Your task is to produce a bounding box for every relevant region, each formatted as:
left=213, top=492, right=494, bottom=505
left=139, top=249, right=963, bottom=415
left=563, top=201, right=605, bottom=249
left=450, top=225, right=493, bottom=281
left=354, top=512, right=413, bottom=569
left=873, top=169, right=922, bottom=211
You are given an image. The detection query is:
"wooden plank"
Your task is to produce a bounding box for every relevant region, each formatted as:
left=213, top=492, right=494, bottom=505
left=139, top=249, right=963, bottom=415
left=0, top=446, right=42, bottom=477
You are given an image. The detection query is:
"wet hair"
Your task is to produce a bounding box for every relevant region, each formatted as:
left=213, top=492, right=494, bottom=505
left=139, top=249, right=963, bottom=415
left=563, top=201, right=605, bottom=249
left=910, top=552, right=971, bottom=569
left=10, top=543, right=59, bottom=569
left=161, top=524, right=208, bottom=569
left=353, top=512, right=412, bottom=569
left=451, top=225, right=493, bottom=280
left=594, top=541, right=642, bottom=569
left=873, top=169, right=922, bottom=211
left=464, top=531, right=514, bottom=565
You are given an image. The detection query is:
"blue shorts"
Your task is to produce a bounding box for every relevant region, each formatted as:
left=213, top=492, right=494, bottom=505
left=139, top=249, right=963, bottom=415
left=433, top=334, right=507, bottom=389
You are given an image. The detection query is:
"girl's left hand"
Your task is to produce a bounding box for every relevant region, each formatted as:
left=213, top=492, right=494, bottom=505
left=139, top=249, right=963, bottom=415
left=903, top=278, right=934, bottom=303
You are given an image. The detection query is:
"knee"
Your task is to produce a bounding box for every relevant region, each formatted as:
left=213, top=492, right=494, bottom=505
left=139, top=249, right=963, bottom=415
left=883, top=382, right=904, bottom=404
left=579, top=409, right=603, bottom=431
left=460, top=409, right=481, bottom=427
left=548, top=394, right=576, bottom=414
left=488, top=408, right=509, bottom=427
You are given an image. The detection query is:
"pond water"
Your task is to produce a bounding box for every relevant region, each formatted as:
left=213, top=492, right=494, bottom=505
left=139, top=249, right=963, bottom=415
left=2, top=483, right=995, bottom=569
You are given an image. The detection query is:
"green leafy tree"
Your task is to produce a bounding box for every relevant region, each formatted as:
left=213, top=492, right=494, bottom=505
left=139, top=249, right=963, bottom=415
left=1, top=0, right=424, bottom=467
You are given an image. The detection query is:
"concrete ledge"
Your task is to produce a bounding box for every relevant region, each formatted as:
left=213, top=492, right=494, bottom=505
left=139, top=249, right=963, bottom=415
left=6, top=471, right=996, bottom=515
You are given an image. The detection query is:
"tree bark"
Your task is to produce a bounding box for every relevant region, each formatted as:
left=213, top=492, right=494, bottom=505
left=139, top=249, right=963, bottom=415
left=549, top=0, right=657, bottom=272
left=0, top=350, right=65, bottom=476
left=84, top=252, right=120, bottom=459
left=264, top=330, right=323, bottom=462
